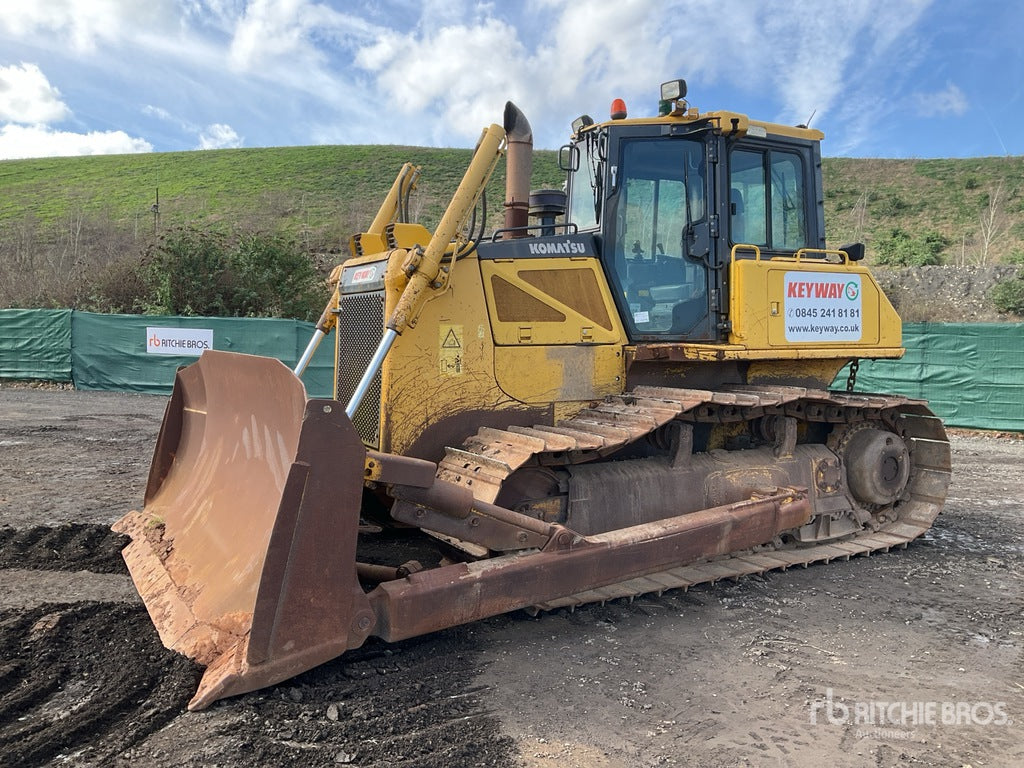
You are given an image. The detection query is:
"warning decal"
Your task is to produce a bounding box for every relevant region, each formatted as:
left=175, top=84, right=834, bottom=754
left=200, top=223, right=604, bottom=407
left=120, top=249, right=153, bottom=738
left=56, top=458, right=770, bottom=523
left=783, top=272, right=862, bottom=342
left=439, top=324, right=463, bottom=375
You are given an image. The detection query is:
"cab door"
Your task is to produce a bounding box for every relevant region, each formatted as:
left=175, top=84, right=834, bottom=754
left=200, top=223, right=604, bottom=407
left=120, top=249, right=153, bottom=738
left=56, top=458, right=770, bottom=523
left=600, top=127, right=718, bottom=342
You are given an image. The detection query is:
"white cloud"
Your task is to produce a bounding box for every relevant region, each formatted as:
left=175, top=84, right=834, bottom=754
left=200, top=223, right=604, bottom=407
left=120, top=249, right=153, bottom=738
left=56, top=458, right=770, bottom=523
left=345, top=0, right=937, bottom=148
left=914, top=82, right=968, bottom=117
left=710, top=0, right=933, bottom=127
left=144, top=106, right=242, bottom=149
left=356, top=17, right=524, bottom=127
left=0, top=61, right=150, bottom=159
left=142, top=104, right=173, bottom=122
left=0, top=0, right=963, bottom=156
left=227, top=0, right=377, bottom=73
left=0, top=0, right=179, bottom=53
left=351, top=0, right=681, bottom=145
left=198, top=123, right=242, bottom=149
left=0, top=123, right=152, bottom=159
left=0, top=63, right=71, bottom=124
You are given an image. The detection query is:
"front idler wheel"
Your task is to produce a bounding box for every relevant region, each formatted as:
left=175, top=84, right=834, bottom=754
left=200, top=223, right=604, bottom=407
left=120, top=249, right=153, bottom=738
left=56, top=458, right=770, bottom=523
left=842, top=427, right=911, bottom=507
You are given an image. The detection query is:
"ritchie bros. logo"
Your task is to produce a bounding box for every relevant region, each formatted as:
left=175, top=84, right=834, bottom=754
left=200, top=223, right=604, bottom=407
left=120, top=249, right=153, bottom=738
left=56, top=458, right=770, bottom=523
left=147, top=333, right=210, bottom=350
left=146, top=327, right=213, bottom=356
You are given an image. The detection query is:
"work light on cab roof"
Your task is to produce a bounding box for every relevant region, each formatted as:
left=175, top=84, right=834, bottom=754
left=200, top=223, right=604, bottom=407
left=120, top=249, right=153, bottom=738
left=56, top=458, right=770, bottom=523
left=576, top=78, right=691, bottom=131
left=659, top=78, right=688, bottom=115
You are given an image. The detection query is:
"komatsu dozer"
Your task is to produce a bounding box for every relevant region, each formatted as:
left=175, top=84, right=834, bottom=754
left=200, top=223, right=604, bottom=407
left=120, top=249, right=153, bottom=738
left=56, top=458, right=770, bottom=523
left=115, top=80, right=952, bottom=710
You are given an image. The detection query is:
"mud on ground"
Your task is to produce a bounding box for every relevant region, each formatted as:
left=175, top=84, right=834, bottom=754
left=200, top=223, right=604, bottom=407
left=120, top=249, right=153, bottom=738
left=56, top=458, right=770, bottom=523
left=1, top=388, right=1022, bottom=767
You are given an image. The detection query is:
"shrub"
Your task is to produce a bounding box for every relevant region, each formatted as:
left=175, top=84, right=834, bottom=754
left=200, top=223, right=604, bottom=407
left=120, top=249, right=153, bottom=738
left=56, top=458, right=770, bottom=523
left=876, top=194, right=909, bottom=216
left=228, top=232, right=324, bottom=321
left=991, top=275, right=1024, bottom=315
left=873, top=227, right=947, bottom=266
left=141, top=228, right=324, bottom=320
left=143, top=229, right=233, bottom=316
left=80, top=256, right=151, bottom=314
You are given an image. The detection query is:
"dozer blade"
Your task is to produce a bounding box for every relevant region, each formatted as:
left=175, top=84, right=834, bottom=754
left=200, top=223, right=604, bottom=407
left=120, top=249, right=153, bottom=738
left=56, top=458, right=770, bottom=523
left=114, top=350, right=373, bottom=710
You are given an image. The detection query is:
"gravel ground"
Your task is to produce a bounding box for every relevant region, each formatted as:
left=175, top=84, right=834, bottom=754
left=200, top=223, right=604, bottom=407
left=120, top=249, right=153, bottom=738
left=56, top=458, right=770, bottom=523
left=1, top=387, right=1022, bottom=767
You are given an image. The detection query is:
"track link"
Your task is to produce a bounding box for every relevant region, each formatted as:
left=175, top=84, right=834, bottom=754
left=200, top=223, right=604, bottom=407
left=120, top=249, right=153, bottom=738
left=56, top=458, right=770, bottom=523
left=433, top=384, right=952, bottom=611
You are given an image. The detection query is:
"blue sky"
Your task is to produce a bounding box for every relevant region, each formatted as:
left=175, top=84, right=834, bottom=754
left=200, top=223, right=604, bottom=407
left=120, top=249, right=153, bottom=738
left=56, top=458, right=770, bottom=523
left=0, top=0, right=1020, bottom=160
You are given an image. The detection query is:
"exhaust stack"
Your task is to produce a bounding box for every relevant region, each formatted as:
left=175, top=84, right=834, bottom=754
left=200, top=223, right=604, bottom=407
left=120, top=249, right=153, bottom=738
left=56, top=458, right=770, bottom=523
left=502, top=101, right=533, bottom=236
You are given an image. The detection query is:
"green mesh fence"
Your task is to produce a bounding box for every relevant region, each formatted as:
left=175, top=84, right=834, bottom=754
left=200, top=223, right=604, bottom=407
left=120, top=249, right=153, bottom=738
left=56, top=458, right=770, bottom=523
left=0, top=310, right=332, bottom=397
left=68, top=312, right=335, bottom=397
left=0, top=309, right=72, bottom=381
left=834, top=323, right=1024, bottom=432
left=3, top=311, right=1022, bottom=431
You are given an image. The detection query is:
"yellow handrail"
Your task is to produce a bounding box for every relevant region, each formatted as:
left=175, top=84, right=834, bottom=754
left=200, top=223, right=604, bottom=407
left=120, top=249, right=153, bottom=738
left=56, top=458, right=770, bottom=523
left=730, top=243, right=762, bottom=262
left=793, top=248, right=850, bottom=264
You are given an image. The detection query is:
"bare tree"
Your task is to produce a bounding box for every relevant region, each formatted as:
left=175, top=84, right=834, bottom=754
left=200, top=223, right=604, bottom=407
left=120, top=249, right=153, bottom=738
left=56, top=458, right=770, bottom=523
left=977, top=181, right=1006, bottom=265
left=850, top=190, right=870, bottom=243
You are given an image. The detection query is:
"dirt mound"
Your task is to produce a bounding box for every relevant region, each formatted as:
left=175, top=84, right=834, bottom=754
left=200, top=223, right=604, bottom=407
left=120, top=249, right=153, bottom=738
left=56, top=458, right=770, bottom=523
left=0, top=521, right=518, bottom=768
left=0, top=524, right=129, bottom=573
left=0, top=601, right=200, bottom=768
left=875, top=265, right=1020, bottom=322
left=143, top=630, right=520, bottom=768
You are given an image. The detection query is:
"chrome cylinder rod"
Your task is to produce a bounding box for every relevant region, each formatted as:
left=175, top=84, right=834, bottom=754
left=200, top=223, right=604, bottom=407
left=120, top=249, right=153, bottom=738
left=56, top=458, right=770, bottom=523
left=345, top=328, right=397, bottom=419
left=293, top=329, right=326, bottom=377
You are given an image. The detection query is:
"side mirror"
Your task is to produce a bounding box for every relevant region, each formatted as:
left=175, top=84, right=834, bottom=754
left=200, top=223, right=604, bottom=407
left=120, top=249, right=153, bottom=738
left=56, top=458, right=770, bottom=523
left=841, top=242, right=865, bottom=262
left=559, top=144, right=579, bottom=172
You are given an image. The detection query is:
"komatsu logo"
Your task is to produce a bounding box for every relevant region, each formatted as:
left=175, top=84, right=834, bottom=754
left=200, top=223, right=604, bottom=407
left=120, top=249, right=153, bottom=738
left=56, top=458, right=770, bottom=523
left=787, top=279, right=860, bottom=301
left=528, top=240, right=587, bottom=255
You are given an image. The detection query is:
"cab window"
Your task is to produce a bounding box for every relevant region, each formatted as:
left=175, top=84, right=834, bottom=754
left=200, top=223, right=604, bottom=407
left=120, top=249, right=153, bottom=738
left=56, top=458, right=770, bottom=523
left=567, top=133, right=602, bottom=230
left=729, top=148, right=806, bottom=251
left=609, top=137, right=709, bottom=335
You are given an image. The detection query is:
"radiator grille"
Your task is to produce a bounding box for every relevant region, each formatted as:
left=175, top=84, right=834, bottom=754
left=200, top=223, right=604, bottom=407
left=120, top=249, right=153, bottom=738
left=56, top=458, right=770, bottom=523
left=336, top=290, right=385, bottom=447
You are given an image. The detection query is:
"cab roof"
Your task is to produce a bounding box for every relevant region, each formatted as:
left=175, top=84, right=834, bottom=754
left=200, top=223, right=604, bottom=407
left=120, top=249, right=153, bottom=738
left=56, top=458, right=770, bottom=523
left=578, top=107, right=824, bottom=143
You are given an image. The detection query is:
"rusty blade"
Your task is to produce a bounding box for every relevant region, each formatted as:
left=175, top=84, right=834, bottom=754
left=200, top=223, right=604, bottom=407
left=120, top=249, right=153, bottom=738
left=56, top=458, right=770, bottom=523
left=115, top=351, right=308, bottom=663
left=115, top=350, right=377, bottom=709
left=188, top=398, right=373, bottom=709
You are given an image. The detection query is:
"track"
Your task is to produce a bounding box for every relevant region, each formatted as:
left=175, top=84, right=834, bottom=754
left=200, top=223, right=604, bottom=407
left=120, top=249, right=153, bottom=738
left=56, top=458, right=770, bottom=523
left=434, top=384, right=952, bottom=612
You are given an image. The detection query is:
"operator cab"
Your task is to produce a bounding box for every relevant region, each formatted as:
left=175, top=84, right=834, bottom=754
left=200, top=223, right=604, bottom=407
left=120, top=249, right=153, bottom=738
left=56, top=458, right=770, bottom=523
left=563, top=79, right=826, bottom=344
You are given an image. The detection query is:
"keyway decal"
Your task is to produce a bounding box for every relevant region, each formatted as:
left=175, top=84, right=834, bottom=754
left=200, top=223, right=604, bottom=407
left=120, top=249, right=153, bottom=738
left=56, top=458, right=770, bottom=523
left=783, top=272, right=862, bottom=342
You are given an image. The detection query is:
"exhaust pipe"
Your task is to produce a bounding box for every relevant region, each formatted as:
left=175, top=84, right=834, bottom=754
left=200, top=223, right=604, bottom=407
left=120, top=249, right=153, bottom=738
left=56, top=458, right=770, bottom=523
left=503, top=101, right=533, bottom=237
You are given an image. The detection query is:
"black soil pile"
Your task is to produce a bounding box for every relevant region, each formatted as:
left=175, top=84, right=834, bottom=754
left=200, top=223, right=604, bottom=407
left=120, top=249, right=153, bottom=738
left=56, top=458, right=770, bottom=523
left=0, top=524, right=129, bottom=573
left=0, top=601, right=200, bottom=768
left=0, top=522, right=520, bottom=768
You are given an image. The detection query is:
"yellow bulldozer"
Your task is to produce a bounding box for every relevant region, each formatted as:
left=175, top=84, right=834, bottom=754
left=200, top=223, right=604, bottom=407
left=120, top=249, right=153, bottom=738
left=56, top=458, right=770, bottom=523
left=115, top=80, right=952, bottom=710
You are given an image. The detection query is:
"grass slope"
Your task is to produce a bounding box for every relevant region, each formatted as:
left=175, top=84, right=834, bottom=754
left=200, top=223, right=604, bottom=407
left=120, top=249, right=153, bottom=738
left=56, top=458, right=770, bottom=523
left=0, top=145, right=564, bottom=249
left=2, top=145, right=1023, bottom=263
left=824, top=156, right=1024, bottom=262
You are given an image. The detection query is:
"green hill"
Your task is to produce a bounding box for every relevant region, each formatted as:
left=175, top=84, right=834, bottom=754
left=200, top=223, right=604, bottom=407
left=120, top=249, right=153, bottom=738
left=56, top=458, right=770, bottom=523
left=0, top=145, right=564, bottom=250
left=2, top=144, right=1023, bottom=315
left=823, top=156, right=1024, bottom=265
left=4, top=146, right=1023, bottom=258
